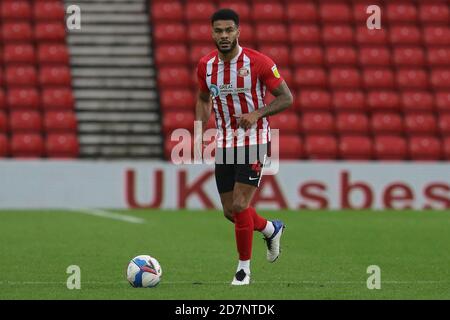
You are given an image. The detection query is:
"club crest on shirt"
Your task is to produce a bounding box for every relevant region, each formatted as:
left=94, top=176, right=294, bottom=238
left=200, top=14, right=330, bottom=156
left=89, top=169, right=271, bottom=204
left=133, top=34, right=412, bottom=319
left=271, top=65, right=280, bottom=79
left=238, top=67, right=249, bottom=77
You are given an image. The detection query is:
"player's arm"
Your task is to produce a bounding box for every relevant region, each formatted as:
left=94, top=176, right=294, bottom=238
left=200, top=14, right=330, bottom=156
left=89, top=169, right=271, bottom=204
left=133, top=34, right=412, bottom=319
left=237, top=81, right=293, bottom=130
left=195, top=90, right=212, bottom=132
left=254, top=80, right=293, bottom=118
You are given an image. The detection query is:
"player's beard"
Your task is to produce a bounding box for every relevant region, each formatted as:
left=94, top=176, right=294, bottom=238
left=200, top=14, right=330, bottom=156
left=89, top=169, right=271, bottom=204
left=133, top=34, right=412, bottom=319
left=216, top=39, right=238, bottom=54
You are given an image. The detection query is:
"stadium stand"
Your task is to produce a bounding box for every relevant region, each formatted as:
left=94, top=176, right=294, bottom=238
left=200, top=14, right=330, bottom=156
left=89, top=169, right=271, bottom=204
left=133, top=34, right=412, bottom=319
left=0, top=0, right=79, bottom=158
left=150, top=0, right=450, bottom=161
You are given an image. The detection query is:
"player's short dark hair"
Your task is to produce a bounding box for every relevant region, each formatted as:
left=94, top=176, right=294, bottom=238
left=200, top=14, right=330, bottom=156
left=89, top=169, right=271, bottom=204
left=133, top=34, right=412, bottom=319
left=211, top=8, right=239, bottom=27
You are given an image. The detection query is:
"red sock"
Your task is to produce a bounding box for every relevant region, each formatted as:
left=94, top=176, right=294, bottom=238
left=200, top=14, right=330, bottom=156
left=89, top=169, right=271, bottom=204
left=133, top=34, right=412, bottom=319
left=249, top=207, right=267, bottom=231
left=234, top=207, right=254, bottom=261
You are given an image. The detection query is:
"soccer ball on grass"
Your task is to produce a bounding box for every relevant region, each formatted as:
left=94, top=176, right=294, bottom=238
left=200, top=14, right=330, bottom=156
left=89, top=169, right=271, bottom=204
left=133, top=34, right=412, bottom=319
left=126, top=255, right=162, bottom=288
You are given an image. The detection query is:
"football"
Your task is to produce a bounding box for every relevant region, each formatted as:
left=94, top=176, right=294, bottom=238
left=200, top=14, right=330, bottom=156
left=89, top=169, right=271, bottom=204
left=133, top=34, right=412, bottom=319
left=126, top=255, right=162, bottom=288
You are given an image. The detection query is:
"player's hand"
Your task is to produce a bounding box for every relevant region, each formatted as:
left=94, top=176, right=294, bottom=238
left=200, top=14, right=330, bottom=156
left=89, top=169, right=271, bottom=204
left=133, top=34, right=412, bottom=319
left=234, top=112, right=260, bottom=130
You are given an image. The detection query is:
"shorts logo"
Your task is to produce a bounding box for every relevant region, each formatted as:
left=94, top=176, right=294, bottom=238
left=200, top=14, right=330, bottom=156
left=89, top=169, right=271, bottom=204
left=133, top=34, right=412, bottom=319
left=251, top=160, right=262, bottom=176
left=238, top=67, right=249, bottom=77
left=210, top=84, right=220, bottom=98
left=271, top=65, right=280, bottom=79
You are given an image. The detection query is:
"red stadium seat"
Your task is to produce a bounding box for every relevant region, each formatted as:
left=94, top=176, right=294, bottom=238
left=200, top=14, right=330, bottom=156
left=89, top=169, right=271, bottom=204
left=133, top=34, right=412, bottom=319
left=5, top=66, right=37, bottom=87
left=0, top=90, right=6, bottom=110
left=44, top=111, right=78, bottom=132
left=0, top=135, right=8, bottom=157
left=186, top=2, right=216, bottom=22
left=7, top=88, right=40, bottom=110
left=397, top=69, right=429, bottom=89
left=438, top=114, right=450, bottom=135
left=294, top=68, right=327, bottom=88
left=278, top=68, right=292, bottom=87
left=160, top=90, right=196, bottom=110
left=427, top=48, right=450, bottom=66
left=237, top=23, right=255, bottom=46
left=155, top=45, right=189, bottom=66
left=389, top=25, right=421, bottom=45
left=296, top=90, right=331, bottom=111
left=286, top=2, right=317, bottom=22
left=430, top=70, right=450, bottom=89
left=443, top=137, right=450, bottom=160
left=35, top=22, right=66, bottom=41
left=436, top=91, right=450, bottom=113
left=404, top=113, right=438, bottom=135
left=401, top=91, right=434, bottom=113
left=278, top=135, right=303, bottom=159
left=356, top=26, right=388, bottom=45
left=9, top=111, right=42, bottom=133
left=289, top=25, right=320, bottom=44
left=419, top=3, right=449, bottom=24
left=0, top=112, right=8, bottom=133
left=162, top=111, right=195, bottom=134
left=252, top=2, right=284, bottom=21
left=34, top=1, right=65, bottom=21
left=386, top=3, right=417, bottom=23
left=256, top=24, right=288, bottom=44
left=393, top=47, right=425, bottom=67
left=46, top=134, right=79, bottom=158
left=325, top=47, right=357, bottom=66
left=423, top=26, right=450, bottom=46
left=218, top=2, right=251, bottom=21
left=333, top=91, right=366, bottom=112
left=320, top=2, right=352, bottom=23
left=41, top=89, right=74, bottom=110
left=329, top=68, right=361, bottom=89
left=336, top=113, right=369, bottom=135
left=3, top=44, right=35, bottom=64
left=371, top=113, right=403, bottom=135
left=153, top=24, right=186, bottom=43
left=374, top=135, right=407, bottom=160
left=259, top=46, right=289, bottom=67
left=305, top=135, right=338, bottom=160
left=367, top=91, right=401, bottom=112
left=190, top=45, right=215, bottom=65
left=302, top=112, right=334, bottom=134
left=339, top=136, right=373, bottom=160
left=37, top=44, right=70, bottom=64
left=151, top=2, right=183, bottom=22
left=39, top=66, right=72, bottom=86
left=359, top=47, right=391, bottom=67
left=409, top=136, right=442, bottom=161
left=0, top=72, right=3, bottom=87
left=11, top=133, right=44, bottom=158
left=158, top=67, right=192, bottom=89
left=322, top=25, right=353, bottom=44
left=363, top=68, right=395, bottom=89
left=2, top=23, right=33, bottom=42
left=291, top=46, right=324, bottom=66
left=188, top=23, right=212, bottom=43
left=269, top=112, right=300, bottom=135
left=1, top=1, right=32, bottom=20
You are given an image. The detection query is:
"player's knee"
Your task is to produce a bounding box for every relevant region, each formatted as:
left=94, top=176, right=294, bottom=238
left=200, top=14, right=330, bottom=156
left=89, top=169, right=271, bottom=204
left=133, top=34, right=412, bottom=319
left=224, top=208, right=234, bottom=221
left=232, top=201, right=248, bottom=214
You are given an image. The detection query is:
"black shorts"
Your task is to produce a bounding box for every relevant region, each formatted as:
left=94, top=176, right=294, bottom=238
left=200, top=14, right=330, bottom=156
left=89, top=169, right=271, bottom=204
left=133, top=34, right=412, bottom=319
left=215, top=144, right=269, bottom=194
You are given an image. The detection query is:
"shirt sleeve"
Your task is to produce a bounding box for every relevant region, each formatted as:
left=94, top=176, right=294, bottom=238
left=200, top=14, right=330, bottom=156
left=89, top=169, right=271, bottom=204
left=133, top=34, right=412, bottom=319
left=196, top=60, right=209, bottom=93
left=258, top=54, right=284, bottom=92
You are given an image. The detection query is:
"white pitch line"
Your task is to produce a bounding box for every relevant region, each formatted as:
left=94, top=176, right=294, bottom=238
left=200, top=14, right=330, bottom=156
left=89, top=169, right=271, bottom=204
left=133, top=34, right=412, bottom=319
left=67, top=208, right=145, bottom=224
left=0, top=280, right=448, bottom=286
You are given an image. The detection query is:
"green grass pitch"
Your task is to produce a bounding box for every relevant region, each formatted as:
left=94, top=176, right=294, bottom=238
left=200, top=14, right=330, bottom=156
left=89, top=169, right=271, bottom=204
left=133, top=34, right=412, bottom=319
left=0, top=209, right=449, bottom=299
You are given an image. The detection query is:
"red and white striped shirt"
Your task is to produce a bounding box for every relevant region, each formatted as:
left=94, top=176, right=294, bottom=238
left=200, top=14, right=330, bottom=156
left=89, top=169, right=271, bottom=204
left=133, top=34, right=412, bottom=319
left=197, top=46, right=284, bottom=148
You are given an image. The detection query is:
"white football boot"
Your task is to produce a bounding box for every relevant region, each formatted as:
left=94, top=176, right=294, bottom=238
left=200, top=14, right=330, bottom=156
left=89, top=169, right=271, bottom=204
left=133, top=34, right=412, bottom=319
left=231, top=269, right=250, bottom=286
left=264, top=220, right=286, bottom=263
